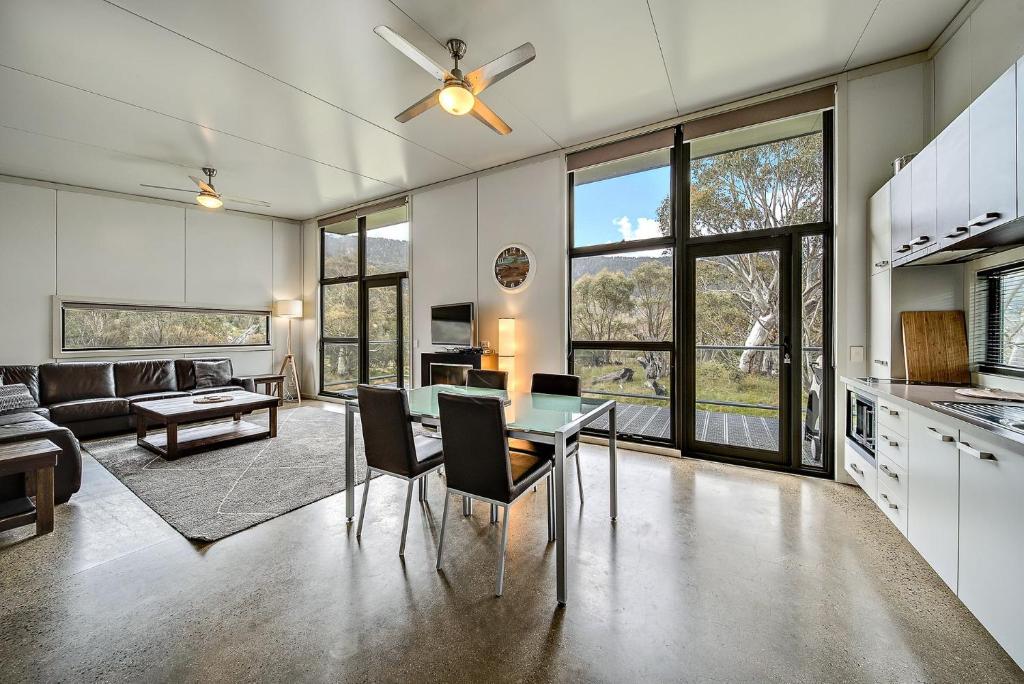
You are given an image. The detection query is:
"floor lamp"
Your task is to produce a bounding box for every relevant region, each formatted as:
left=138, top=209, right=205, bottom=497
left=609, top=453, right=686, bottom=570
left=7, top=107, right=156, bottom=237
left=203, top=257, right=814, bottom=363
left=274, top=299, right=303, bottom=404
left=498, top=318, right=516, bottom=392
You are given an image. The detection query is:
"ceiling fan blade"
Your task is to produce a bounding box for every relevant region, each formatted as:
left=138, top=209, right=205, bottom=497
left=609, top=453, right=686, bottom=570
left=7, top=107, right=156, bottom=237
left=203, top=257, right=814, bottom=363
left=466, top=43, right=536, bottom=95
left=470, top=98, right=512, bottom=135
left=222, top=196, right=272, bottom=208
left=374, top=25, right=449, bottom=82
left=140, top=184, right=197, bottom=193
left=188, top=175, right=217, bottom=195
left=395, top=89, right=440, bottom=123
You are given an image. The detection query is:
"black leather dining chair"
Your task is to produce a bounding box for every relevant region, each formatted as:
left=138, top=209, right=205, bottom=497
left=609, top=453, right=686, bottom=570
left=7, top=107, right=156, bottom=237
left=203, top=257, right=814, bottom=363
left=466, top=368, right=508, bottom=390
left=356, top=385, right=445, bottom=556
left=508, top=373, right=585, bottom=502
left=435, top=392, right=553, bottom=596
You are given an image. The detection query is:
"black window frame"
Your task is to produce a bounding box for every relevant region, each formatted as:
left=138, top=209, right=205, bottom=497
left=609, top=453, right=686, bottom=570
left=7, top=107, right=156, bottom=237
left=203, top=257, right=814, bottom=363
left=319, top=201, right=409, bottom=397
left=977, top=262, right=1024, bottom=378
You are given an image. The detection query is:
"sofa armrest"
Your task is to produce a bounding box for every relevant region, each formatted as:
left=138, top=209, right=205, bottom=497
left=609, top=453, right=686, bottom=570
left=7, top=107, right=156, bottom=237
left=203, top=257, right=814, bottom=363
left=231, top=376, right=256, bottom=393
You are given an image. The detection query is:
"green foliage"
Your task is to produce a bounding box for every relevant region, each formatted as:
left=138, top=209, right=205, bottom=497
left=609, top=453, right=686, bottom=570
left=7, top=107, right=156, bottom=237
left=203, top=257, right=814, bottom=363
left=63, top=307, right=267, bottom=350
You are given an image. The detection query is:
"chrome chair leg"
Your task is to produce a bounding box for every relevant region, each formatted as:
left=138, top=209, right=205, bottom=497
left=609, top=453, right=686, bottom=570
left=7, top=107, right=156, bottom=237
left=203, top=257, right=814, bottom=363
left=490, top=503, right=498, bottom=524
left=463, top=496, right=472, bottom=516
left=399, top=480, right=415, bottom=556
left=419, top=476, right=428, bottom=502
left=357, top=469, right=372, bottom=537
left=575, top=450, right=584, bottom=503
left=496, top=505, right=510, bottom=597
left=547, top=473, right=555, bottom=542
left=436, top=492, right=451, bottom=570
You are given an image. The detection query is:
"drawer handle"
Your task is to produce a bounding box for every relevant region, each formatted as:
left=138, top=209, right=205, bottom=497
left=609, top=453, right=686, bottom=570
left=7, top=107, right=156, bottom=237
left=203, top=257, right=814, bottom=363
left=879, top=464, right=899, bottom=480
left=895, top=244, right=912, bottom=253
left=879, top=492, right=899, bottom=510
left=849, top=462, right=864, bottom=476
left=874, top=359, right=889, bottom=367
left=927, top=426, right=954, bottom=442
left=943, top=226, right=968, bottom=239
left=956, top=441, right=995, bottom=460
left=910, top=235, right=931, bottom=246
left=879, top=434, right=898, bottom=447
left=879, top=404, right=899, bottom=417
left=874, top=260, right=890, bottom=268
left=967, top=212, right=1000, bottom=227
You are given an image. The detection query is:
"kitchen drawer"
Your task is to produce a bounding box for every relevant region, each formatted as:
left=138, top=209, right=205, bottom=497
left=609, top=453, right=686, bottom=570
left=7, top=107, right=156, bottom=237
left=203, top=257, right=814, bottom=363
left=877, top=399, right=909, bottom=437
left=876, top=469, right=908, bottom=537
left=877, top=452, right=908, bottom=504
left=876, top=429, right=908, bottom=470
left=844, top=438, right=877, bottom=503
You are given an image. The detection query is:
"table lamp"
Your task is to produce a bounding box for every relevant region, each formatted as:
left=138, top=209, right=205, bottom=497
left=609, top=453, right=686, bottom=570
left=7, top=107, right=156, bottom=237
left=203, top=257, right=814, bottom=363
left=274, top=299, right=303, bottom=404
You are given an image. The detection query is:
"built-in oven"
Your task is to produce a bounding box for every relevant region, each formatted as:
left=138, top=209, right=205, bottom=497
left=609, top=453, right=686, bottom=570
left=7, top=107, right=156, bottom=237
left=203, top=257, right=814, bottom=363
left=846, top=389, right=876, bottom=462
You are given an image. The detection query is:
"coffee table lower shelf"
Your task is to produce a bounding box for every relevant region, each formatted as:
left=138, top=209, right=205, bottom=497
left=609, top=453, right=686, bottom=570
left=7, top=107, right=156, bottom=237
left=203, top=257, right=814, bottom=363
left=138, top=420, right=269, bottom=459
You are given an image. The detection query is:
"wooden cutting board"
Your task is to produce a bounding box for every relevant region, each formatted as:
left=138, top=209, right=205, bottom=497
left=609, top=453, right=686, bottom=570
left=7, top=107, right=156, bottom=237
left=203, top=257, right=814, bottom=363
left=901, top=310, right=970, bottom=384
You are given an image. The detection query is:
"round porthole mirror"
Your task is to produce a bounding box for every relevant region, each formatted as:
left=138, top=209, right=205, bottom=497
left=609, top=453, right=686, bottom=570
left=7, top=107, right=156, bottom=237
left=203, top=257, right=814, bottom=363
left=493, top=244, right=534, bottom=292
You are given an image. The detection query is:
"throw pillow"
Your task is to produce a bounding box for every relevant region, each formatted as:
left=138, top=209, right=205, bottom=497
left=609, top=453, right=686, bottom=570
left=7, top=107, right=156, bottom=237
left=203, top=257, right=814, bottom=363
left=0, top=383, right=38, bottom=415
left=193, top=360, right=232, bottom=389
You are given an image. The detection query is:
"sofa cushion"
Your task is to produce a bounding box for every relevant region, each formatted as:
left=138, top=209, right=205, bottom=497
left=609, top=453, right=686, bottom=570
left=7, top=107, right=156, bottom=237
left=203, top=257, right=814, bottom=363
left=126, top=390, right=189, bottom=405
left=48, top=397, right=129, bottom=424
left=194, top=359, right=232, bottom=389
left=39, top=362, right=116, bottom=405
left=174, top=358, right=233, bottom=391
left=0, top=384, right=38, bottom=415
left=0, top=411, right=84, bottom=504
left=189, top=385, right=244, bottom=396
left=0, top=365, right=40, bottom=404
left=0, top=411, right=49, bottom=429
left=114, top=359, right=177, bottom=397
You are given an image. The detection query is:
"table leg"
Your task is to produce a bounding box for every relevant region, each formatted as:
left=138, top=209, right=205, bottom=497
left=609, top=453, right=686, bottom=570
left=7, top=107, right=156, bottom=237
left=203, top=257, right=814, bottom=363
left=609, top=404, right=617, bottom=521
left=136, top=416, right=147, bottom=442
left=35, top=466, right=54, bottom=535
left=345, top=404, right=355, bottom=521
left=166, top=422, right=178, bottom=458
left=268, top=404, right=278, bottom=438
left=277, top=380, right=284, bottom=405
left=555, top=430, right=567, bottom=605
left=234, top=412, right=243, bottom=421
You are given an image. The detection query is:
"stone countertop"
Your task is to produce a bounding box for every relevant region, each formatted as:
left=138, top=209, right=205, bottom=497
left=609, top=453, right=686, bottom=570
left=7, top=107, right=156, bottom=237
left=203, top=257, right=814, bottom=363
left=841, top=376, right=1024, bottom=455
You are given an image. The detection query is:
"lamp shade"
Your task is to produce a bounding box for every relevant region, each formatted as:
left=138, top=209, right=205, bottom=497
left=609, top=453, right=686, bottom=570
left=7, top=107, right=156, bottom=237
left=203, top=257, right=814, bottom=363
left=498, top=318, right=516, bottom=357
left=273, top=299, right=303, bottom=318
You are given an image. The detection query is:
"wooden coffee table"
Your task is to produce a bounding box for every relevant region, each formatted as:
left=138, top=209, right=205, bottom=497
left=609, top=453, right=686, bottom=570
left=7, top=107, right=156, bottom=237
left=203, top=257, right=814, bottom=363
left=0, top=438, right=60, bottom=535
left=132, top=391, right=280, bottom=459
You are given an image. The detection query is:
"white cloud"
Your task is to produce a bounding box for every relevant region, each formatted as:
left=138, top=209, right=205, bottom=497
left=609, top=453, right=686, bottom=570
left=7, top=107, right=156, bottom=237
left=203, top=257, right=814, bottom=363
left=614, top=215, right=632, bottom=241
left=612, top=215, right=662, bottom=241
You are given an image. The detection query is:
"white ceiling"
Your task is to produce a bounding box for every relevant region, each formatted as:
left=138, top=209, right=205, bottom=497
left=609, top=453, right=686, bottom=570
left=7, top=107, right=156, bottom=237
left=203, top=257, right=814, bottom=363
left=0, top=0, right=966, bottom=220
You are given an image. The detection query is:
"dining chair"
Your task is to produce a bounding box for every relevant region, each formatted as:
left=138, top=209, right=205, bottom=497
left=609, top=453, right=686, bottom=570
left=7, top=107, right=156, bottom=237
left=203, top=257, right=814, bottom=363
left=356, top=385, right=445, bottom=556
left=466, top=368, right=508, bottom=390
left=508, top=373, right=585, bottom=502
left=435, top=392, right=553, bottom=597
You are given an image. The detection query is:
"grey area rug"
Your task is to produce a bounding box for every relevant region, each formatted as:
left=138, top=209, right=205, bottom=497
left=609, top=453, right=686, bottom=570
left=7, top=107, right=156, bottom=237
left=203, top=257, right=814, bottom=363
left=85, top=406, right=366, bottom=542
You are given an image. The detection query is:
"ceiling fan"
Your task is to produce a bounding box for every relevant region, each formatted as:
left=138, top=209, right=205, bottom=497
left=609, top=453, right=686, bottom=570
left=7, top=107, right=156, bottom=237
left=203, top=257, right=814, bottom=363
left=374, top=25, right=535, bottom=135
left=140, top=167, right=270, bottom=209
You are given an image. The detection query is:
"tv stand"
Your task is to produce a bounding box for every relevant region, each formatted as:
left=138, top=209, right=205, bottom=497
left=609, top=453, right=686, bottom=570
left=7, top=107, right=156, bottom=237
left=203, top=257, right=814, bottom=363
left=420, top=349, right=497, bottom=387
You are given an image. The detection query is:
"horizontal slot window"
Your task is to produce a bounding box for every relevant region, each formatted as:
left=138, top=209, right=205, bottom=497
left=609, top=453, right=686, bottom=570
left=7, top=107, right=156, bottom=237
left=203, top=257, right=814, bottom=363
left=62, top=302, right=269, bottom=352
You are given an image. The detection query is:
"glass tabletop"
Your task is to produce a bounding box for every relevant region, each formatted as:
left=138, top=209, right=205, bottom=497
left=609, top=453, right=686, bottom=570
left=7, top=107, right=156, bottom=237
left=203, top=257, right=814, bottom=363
left=404, top=384, right=609, bottom=436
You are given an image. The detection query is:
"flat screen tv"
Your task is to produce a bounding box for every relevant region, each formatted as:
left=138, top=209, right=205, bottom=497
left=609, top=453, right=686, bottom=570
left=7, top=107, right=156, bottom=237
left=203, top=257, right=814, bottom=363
left=431, top=302, right=475, bottom=347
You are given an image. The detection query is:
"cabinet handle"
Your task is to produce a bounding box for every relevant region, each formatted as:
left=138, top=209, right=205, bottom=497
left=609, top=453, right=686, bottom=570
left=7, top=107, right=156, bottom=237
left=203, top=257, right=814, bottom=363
left=943, top=226, right=968, bottom=239
left=910, top=235, right=931, bottom=246
left=956, top=441, right=995, bottom=460
left=874, top=260, right=890, bottom=268
left=879, top=464, right=899, bottom=480
left=895, top=244, right=913, bottom=253
left=879, top=404, right=898, bottom=416
left=879, top=434, right=898, bottom=447
left=879, top=492, right=899, bottom=510
left=967, top=212, right=1000, bottom=227
left=927, top=426, right=954, bottom=442
left=873, top=359, right=889, bottom=367
left=849, top=462, right=864, bottom=476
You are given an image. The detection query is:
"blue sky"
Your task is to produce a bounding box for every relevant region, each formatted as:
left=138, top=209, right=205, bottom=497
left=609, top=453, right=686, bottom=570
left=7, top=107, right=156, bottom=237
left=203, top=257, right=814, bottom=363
left=574, top=166, right=670, bottom=248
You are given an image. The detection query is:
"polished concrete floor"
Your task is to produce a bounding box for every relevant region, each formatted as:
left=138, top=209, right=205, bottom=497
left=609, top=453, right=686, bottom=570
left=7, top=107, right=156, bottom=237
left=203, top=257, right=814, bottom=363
left=1, top=404, right=1021, bottom=682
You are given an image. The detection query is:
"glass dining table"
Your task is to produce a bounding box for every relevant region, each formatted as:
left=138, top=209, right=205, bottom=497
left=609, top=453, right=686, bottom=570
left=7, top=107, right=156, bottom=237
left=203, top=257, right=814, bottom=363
left=344, top=384, right=617, bottom=605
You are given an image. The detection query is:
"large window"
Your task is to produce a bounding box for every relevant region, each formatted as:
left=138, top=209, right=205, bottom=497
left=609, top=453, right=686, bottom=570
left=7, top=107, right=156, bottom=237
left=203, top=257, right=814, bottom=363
left=319, top=198, right=410, bottom=396
left=61, top=302, right=269, bottom=352
left=977, top=264, right=1024, bottom=374
left=568, top=136, right=676, bottom=445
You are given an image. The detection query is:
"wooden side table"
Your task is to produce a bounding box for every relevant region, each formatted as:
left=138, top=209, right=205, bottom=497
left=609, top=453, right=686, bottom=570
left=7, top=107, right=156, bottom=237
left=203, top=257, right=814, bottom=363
left=247, top=373, right=287, bottom=405
left=0, top=438, right=60, bottom=535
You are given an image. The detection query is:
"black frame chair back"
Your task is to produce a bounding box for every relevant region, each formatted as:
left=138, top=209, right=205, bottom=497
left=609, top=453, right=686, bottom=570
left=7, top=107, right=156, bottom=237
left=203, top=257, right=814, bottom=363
left=531, top=373, right=581, bottom=397
left=437, top=393, right=514, bottom=503
left=467, top=368, right=508, bottom=390
left=356, top=385, right=418, bottom=478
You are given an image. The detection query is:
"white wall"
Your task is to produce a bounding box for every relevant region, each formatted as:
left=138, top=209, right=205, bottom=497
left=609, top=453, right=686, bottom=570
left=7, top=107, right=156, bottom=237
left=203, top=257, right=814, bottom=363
left=0, top=177, right=302, bottom=375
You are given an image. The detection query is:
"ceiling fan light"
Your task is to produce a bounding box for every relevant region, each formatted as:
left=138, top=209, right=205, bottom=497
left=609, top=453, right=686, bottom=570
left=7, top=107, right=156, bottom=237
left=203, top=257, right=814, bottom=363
left=196, top=191, right=223, bottom=209
left=439, top=83, right=474, bottom=116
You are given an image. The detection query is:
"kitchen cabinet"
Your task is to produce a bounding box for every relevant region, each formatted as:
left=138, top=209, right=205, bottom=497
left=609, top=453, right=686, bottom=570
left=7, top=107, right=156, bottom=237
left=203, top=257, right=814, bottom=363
left=969, top=64, right=1017, bottom=236
left=869, top=183, right=891, bottom=274
left=910, top=140, right=937, bottom=253
left=1018, top=56, right=1024, bottom=220
left=907, top=412, right=958, bottom=592
left=890, top=166, right=913, bottom=263
left=957, top=428, right=1024, bottom=666
left=868, top=269, right=891, bottom=378
left=936, top=109, right=970, bottom=248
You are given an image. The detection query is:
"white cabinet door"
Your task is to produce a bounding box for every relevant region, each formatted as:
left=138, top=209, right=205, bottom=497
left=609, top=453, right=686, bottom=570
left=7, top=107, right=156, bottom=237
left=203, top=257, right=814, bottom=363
left=869, top=183, right=891, bottom=274
left=869, top=269, right=891, bottom=378
left=957, top=429, right=1024, bottom=667
left=907, top=411, right=958, bottom=592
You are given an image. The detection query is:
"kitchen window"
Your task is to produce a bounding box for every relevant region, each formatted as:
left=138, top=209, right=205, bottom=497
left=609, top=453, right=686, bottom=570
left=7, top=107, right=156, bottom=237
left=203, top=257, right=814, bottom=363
left=977, top=263, right=1024, bottom=375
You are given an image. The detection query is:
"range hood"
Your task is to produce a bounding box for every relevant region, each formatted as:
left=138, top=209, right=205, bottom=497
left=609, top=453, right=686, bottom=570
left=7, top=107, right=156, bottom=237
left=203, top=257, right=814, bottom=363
left=898, top=214, right=1024, bottom=267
